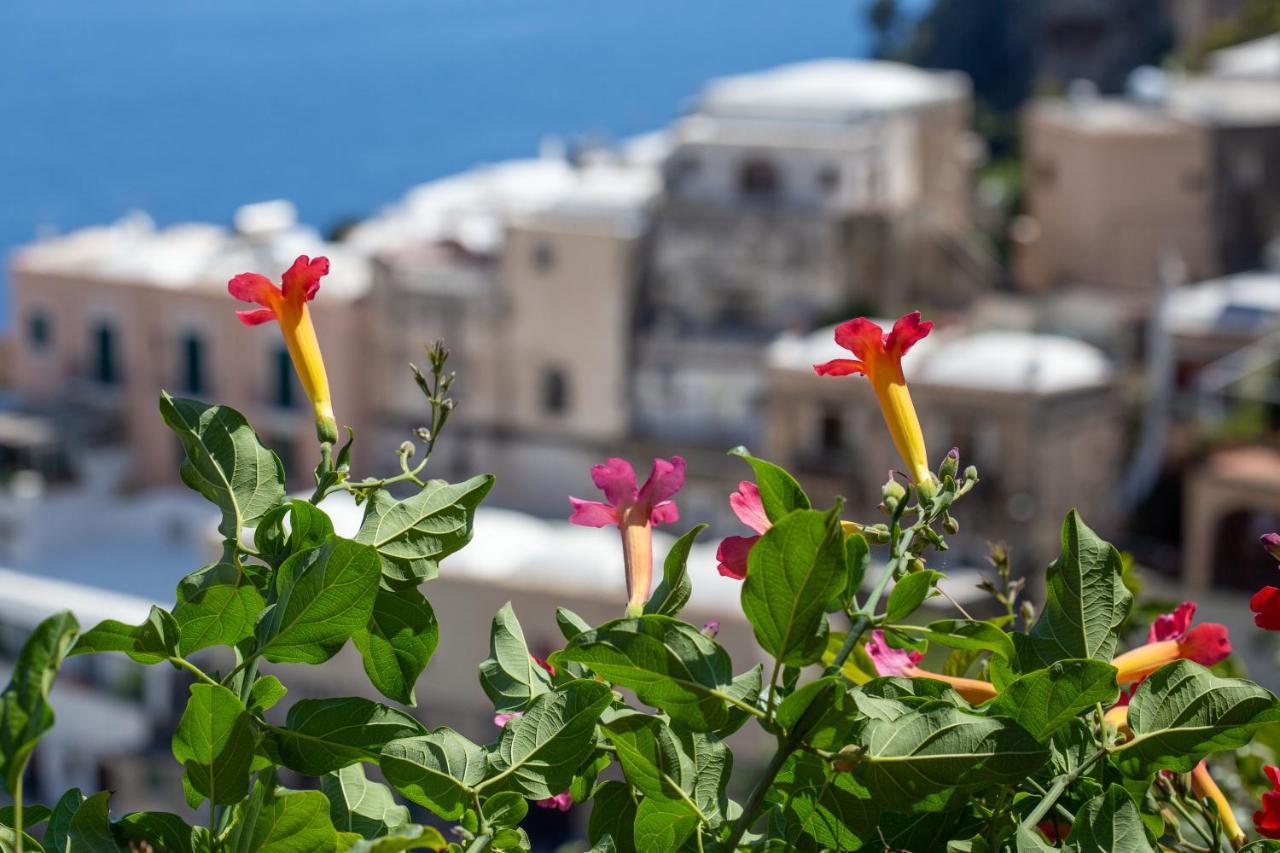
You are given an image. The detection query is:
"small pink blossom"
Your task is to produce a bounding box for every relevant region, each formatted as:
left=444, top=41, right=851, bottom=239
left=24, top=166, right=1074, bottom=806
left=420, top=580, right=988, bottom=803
left=493, top=711, right=523, bottom=728
left=866, top=629, right=924, bottom=677
left=716, top=481, right=770, bottom=580
left=536, top=791, right=573, bottom=812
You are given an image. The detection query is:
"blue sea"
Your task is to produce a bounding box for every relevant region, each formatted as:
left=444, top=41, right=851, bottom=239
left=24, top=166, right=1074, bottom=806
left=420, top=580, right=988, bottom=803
left=0, top=1, right=891, bottom=327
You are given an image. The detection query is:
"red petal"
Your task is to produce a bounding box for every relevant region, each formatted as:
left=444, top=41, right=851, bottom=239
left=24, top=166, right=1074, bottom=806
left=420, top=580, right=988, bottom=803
left=1257, top=789, right=1280, bottom=838
left=235, top=308, right=278, bottom=326
left=590, top=458, right=638, bottom=507
left=1179, top=622, right=1231, bottom=667
left=716, top=535, right=758, bottom=580
left=885, top=311, right=933, bottom=357
left=649, top=500, right=679, bottom=526
left=729, top=481, right=770, bottom=534
left=832, top=317, right=886, bottom=361
left=813, top=358, right=866, bottom=377
left=1266, top=765, right=1280, bottom=788
left=1147, top=601, right=1196, bottom=643
left=637, top=456, right=685, bottom=508
left=1252, top=587, right=1280, bottom=630
left=567, top=497, right=619, bottom=528
left=281, top=255, right=329, bottom=303
left=228, top=272, right=280, bottom=307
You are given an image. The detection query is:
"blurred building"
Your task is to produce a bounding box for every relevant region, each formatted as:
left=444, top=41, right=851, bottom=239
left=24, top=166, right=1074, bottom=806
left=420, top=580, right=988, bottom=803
left=763, top=323, right=1121, bottom=570
left=8, top=202, right=373, bottom=488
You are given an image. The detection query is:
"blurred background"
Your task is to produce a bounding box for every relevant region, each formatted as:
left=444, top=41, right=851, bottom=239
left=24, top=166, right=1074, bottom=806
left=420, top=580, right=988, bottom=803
left=2, top=0, right=1280, bottom=846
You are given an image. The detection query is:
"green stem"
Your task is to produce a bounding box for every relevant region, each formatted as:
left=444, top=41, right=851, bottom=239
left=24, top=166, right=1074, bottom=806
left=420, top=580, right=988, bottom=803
left=1019, top=748, right=1108, bottom=831
left=14, top=770, right=22, bottom=853
left=168, top=656, right=220, bottom=687
left=718, top=738, right=795, bottom=852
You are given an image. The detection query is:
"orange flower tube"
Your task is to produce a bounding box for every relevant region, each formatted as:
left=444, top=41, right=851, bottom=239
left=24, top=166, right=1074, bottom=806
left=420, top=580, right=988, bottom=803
left=813, top=313, right=933, bottom=484
left=1111, top=602, right=1230, bottom=685
left=865, top=630, right=997, bottom=703
left=1191, top=761, right=1246, bottom=847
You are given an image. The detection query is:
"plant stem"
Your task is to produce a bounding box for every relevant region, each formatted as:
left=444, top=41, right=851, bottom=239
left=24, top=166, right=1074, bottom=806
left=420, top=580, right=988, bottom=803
left=1019, top=748, right=1108, bottom=831
left=14, top=771, right=22, bottom=853
left=718, top=738, right=795, bottom=852
left=168, top=656, right=219, bottom=687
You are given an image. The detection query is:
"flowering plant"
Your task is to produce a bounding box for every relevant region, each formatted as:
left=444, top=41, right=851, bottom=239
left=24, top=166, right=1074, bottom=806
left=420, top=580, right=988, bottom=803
left=1, top=292, right=1279, bottom=853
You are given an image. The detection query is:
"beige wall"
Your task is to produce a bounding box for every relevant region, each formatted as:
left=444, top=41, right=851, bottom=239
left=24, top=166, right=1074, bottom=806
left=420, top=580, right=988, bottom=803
left=1015, top=106, right=1215, bottom=291
left=10, top=269, right=371, bottom=488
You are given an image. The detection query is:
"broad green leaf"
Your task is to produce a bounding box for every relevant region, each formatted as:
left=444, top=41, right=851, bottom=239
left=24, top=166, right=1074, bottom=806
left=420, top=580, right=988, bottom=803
left=728, top=447, right=811, bottom=520
left=0, top=611, right=79, bottom=795
left=0, top=825, right=42, bottom=852
left=742, top=507, right=846, bottom=666
left=770, top=753, right=879, bottom=850
left=588, top=781, right=636, bottom=853
left=478, top=603, right=553, bottom=712
left=113, top=812, right=196, bottom=853
left=381, top=728, right=486, bottom=820
left=65, top=791, right=121, bottom=852
left=255, top=537, right=380, bottom=664
left=483, top=679, right=612, bottom=799
left=987, top=660, right=1119, bottom=740
left=553, top=615, right=737, bottom=731
left=270, top=697, right=425, bottom=775
left=254, top=500, right=335, bottom=567
left=353, top=586, right=439, bottom=706
left=857, top=704, right=1049, bottom=811
left=247, top=789, right=338, bottom=853
left=678, top=730, right=731, bottom=828
left=346, top=825, right=448, bottom=852
left=1116, top=660, right=1280, bottom=773
left=602, top=713, right=707, bottom=823
left=775, top=677, right=850, bottom=749
left=569, top=751, right=612, bottom=804
left=841, top=532, right=869, bottom=609
left=355, top=475, right=494, bottom=585
left=1071, top=785, right=1154, bottom=852
left=884, top=571, right=941, bottom=623
left=893, top=619, right=1016, bottom=662
left=633, top=797, right=698, bottom=853
left=1015, top=511, right=1131, bottom=671
left=1013, top=825, right=1059, bottom=852
left=43, top=788, right=86, bottom=852
left=173, top=561, right=266, bottom=655
left=555, top=608, right=591, bottom=642
left=715, top=665, right=764, bottom=738
left=71, top=606, right=178, bottom=665
left=0, top=804, right=51, bottom=829
left=159, top=392, right=285, bottom=542
left=248, top=675, right=287, bottom=714
left=481, top=792, right=528, bottom=830
left=644, top=525, right=706, bottom=617
left=322, top=764, right=410, bottom=839
left=170, top=684, right=254, bottom=806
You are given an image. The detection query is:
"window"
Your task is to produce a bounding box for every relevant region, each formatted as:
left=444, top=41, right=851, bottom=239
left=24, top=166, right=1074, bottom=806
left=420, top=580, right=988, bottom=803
left=92, top=322, right=118, bottom=385
left=739, top=158, right=781, bottom=198
left=532, top=241, right=555, bottom=274
left=27, top=310, right=51, bottom=352
left=274, top=346, right=300, bottom=409
left=181, top=333, right=206, bottom=396
left=817, top=166, right=841, bottom=193
left=819, top=407, right=844, bottom=452
left=542, top=367, right=569, bottom=414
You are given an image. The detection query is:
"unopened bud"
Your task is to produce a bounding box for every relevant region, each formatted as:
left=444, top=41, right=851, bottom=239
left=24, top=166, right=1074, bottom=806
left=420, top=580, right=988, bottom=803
left=963, top=465, right=979, bottom=483
left=940, top=447, right=960, bottom=480
left=943, top=515, right=960, bottom=535
left=399, top=441, right=415, bottom=458
left=915, top=477, right=937, bottom=503
left=831, top=745, right=861, bottom=773
left=908, top=557, right=926, bottom=574
left=415, top=427, right=431, bottom=442
left=700, top=620, right=720, bottom=639
left=882, top=477, right=906, bottom=511
left=1020, top=601, right=1035, bottom=624
left=1262, top=533, right=1280, bottom=561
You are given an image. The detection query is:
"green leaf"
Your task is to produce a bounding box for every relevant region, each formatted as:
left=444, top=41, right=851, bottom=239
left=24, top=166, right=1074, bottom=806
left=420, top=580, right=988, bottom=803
left=857, top=704, right=1049, bottom=811
left=728, top=447, right=811, bottom=520
left=0, top=804, right=50, bottom=829
left=482, top=679, right=612, bottom=799
left=555, top=608, right=591, bottom=643
left=715, top=665, right=764, bottom=738
left=381, top=728, right=487, bottom=820
left=633, top=797, right=699, bottom=853
left=841, top=532, right=869, bottom=609
left=894, top=619, right=1016, bottom=662
left=255, top=537, right=381, bottom=664
left=770, top=753, right=879, bottom=850
left=322, top=764, right=411, bottom=839
left=1015, top=511, right=1131, bottom=671
left=1116, top=660, right=1280, bottom=773
left=159, top=392, right=285, bottom=542
left=987, top=660, right=1119, bottom=740
left=355, top=475, right=494, bottom=585
left=255, top=500, right=335, bottom=567
left=1071, top=785, right=1155, bottom=852
left=478, top=603, right=553, bottom=712
left=113, top=812, right=197, bottom=853
left=247, top=789, right=338, bottom=853
left=0, top=611, right=79, bottom=795
left=552, top=615, right=737, bottom=731
left=644, top=525, right=706, bottom=617
left=71, top=606, right=178, bottom=665
left=43, top=788, right=86, bottom=852
left=588, top=781, right=636, bottom=853
left=481, top=791, right=528, bottom=830
left=271, top=697, right=426, bottom=775
left=65, top=791, right=121, bottom=852
left=248, top=675, right=287, bottom=714
left=884, top=571, right=941, bottom=623
left=353, top=586, right=439, bottom=706
left=775, top=677, right=850, bottom=749
left=173, top=561, right=266, bottom=655
left=346, top=825, right=448, bottom=852
left=170, top=684, right=254, bottom=806
left=602, top=713, right=707, bottom=822
left=741, top=507, right=847, bottom=666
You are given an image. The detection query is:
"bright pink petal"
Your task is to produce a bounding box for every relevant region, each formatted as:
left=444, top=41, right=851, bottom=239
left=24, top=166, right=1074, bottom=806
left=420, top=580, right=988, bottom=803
left=813, top=358, right=866, bottom=377
left=865, top=629, right=923, bottom=677
left=885, top=311, right=933, bottom=357
left=535, top=791, right=573, bottom=812
left=1252, top=586, right=1280, bottom=630
left=590, top=458, right=638, bottom=507
left=235, top=307, right=278, bottom=326
left=649, top=500, right=679, bottom=526
left=228, top=272, right=279, bottom=307
left=493, top=712, right=522, bottom=728
left=716, top=535, right=758, bottom=580
left=833, top=318, right=887, bottom=361
left=729, top=481, right=770, bottom=534
left=568, top=497, right=619, bottom=528
left=637, top=456, right=686, bottom=508
left=1180, top=622, right=1231, bottom=667
left=281, top=255, right=329, bottom=303
left=1148, top=601, right=1196, bottom=643
left=1263, top=533, right=1280, bottom=561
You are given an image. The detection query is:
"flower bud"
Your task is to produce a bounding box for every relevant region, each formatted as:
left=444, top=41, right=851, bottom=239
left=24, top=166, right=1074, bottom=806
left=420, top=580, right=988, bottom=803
left=700, top=620, right=720, bottom=639
left=415, top=427, right=431, bottom=442
left=963, top=465, right=979, bottom=483
left=916, top=477, right=937, bottom=503
left=1020, top=601, right=1036, bottom=624
left=882, top=477, right=906, bottom=504
left=831, top=745, right=861, bottom=773
left=399, top=440, right=415, bottom=458
left=940, top=447, right=960, bottom=481
left=1263, top=533, right=1280, bottom=561
left=943, top=514, right=960, bottom=535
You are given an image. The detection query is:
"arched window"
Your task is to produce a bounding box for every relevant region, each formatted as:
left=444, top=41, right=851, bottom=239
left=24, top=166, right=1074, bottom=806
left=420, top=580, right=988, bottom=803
left=739, top=158, right=781, bottom=199
left=27, top=309, right=51, bottom=353
left=273, top=346, right=301, bottom=409
left=542, top=367, right=569, bottom=415
left=91, top=321, right=118, bottom=385
left=181, top=333, right=207, bottom=396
